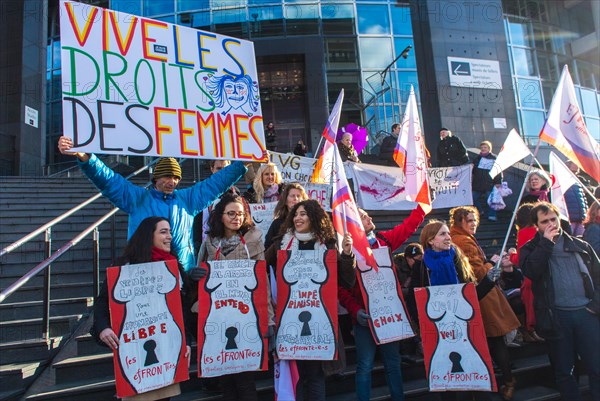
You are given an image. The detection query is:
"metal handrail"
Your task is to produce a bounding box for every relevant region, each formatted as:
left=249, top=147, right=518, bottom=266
left=0, top=159, right=157, bottom=258
left=0, top=208, right=119, bottom=303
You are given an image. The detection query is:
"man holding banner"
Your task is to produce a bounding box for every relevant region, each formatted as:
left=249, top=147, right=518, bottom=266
left=58, top=136, right=249, bottom=272
left=338, top=204, right=425, bottom=401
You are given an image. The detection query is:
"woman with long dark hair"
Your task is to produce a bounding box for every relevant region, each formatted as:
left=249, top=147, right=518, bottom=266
left=264, top=182, right=309, bottom=249
left=92, top=216, right=192, bottom=401
left=265, top=199, right=355, bottom=401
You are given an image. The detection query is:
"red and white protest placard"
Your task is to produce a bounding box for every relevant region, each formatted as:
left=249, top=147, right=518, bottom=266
left=107, top=260, right=188, bottom=398
left=197, top=259, right=269, bottom=377
left=358, top=247, right=414, bottom=344
left=275, top=249, right=338, bottom=360
left=415, top=283, right=497, bottom=392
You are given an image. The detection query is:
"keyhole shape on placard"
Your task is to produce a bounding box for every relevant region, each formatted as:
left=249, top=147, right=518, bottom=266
left=143, top=340, right=159, bottom=366
left=225, top=326, right=239, bottom=350
left=449, top=352, right=464, bottom=373
left=299, top=311, right=312, bottom=336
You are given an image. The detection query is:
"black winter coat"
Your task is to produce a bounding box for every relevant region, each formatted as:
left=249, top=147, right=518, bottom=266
left=520, top=232, right=600, bottom=338
left=472, top=153, right=501, bottom=192
left=437, top=135, right=469, bottom=167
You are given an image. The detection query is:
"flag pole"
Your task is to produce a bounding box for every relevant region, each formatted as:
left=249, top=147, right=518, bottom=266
left=491, top=141, right=543, bottom=279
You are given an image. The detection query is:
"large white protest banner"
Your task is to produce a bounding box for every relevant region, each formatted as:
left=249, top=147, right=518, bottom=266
left=60, top=1, right=266, bottom=161
left=348, top=163, right=472, bottom=210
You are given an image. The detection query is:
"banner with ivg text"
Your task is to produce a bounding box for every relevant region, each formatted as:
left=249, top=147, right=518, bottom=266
left=60, top=1, right=267, bottom=161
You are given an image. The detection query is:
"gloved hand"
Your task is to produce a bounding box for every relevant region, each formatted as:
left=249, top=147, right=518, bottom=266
left=264, top=325, right=275, bottom=352
left=356, top=309, right=370, bottom=327
left=189, top=267, right=207, bottom=282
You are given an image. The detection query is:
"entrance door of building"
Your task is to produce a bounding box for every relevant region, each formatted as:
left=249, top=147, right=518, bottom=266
left=257, top=55, right=309, bottom=154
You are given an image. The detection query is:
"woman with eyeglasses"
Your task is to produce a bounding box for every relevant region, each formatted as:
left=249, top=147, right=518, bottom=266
left=265, top=199, right=356, bottom=401
left=192, top=193, right=273, bottom=401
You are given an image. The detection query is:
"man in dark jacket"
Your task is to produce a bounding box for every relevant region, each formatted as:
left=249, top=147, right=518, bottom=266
left=436, top=128, right=469, bottom=167
left=472, top=140, right=501, bottom=221
left=520, top=202, right=600, bottom=401
left=379, top=123, right=400, bottom=166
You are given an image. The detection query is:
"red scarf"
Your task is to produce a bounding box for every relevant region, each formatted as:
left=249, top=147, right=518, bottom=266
left=151, top=246, right=177, bottom=262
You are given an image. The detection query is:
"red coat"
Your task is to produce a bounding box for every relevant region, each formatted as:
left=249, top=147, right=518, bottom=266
left=508, top=225, right=537, bottom=330
left=338, top=206, right=426, bottom=324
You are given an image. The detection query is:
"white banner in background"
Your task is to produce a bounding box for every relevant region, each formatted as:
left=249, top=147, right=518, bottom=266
left=347, top=163, right=472, bottom=210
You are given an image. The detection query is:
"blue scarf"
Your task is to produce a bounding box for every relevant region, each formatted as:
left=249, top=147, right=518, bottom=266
left=423, top=247, right=460, bottom=286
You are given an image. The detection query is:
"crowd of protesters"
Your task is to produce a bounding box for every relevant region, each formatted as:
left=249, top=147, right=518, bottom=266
left=58, top=128, right=600, bottom=401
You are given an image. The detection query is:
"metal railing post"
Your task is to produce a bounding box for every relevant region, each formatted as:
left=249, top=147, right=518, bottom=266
left=42, top=228, right=52, bottom=340
left=93, top=227, right=100, bottom=297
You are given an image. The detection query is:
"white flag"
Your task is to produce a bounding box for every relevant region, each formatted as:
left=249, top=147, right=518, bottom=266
left=540, top=65, right=600, bottom=181
left=549, top=152, right=579, bottom=220
left=489, top=129, right=531, bottom=179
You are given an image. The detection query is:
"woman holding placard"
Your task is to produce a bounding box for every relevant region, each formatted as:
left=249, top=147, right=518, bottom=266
left=265, top=199, right=355, bottom=401
left=91, top=216, right=192, bottom=401
left=191, top=192, right=272, bottom=401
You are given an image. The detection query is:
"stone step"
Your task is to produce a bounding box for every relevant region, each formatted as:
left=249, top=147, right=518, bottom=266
left=0, top=337, right=63, bottom=365
left=0, top=282, right=94, bottom=303
left=0, top=271, right=97, bottom=289
left=0, top=297, right=92, bottom=321
left=0, top=361, right=46, bottom=391
left=0, top=314, right=83, bottom=343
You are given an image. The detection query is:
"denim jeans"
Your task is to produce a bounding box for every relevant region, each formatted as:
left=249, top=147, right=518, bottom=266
left=547, top=308, right=600, bottom=401
left=472, top=190, right=495, bottom=219
left=354, top=324, right=405, bottom=401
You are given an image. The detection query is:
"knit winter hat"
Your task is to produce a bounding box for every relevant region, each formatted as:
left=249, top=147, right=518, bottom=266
left=153, top=158, right=182, bottom=180
left=405, top=243, right=423, bottom=258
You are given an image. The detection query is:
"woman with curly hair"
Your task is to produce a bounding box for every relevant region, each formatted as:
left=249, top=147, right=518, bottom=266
left=521, top=170, right=551, bottom=205
left=449, top=206, right=520, bottom=401
left=265, top=199, right=356, bottom=401
left=244, top=163, right=283, bottom=204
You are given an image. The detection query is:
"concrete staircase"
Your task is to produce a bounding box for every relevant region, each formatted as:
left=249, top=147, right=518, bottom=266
left=0, top=175, right=589, bottom=401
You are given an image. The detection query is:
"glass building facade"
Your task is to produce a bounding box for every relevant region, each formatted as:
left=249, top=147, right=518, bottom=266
left=503, top=0, right=600, bottom=143
left=32, top=0, right=600, bottom=173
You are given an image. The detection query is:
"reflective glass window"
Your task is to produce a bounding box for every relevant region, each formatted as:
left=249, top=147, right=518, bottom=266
left=249, top=6, right=284, bottom=37
left=214, top=8, right=248, bottom=37
left=177, top=0, right=209, bottom=11
left=508, top=20, right=531, bottom=47
left=178, top=11, right=210, bottom=29
left=322, top=3, right=355, bottom=35
left=580, top=89, right=600, bottom=118
left=394, top=38, right=416, bottom=69
left=390, top=5, right=412, bottom=36
left=285, top=4, right=319, bottom=35
left=143, top=0, right=173, bottom=16
left=52, top=41, right=61, bottom=69
left=325, top=39, right=358, bottom=69
left=154, top=15, right=175, bottom=23
left=585, top=118, right=600, bottom=141
left=397, top=71, right=419, bottom=103
left=357, top=5, right=390, bottom=35
left=536, top=52, right=557, bottom=81
left=249, top=0, right=279, bottom=4
left=517, top=79, right=543, bottom=109
left=512, top=48, right=537, bottom=76
left=520, top=110, right=545, bottom=137
left=46, top=43, right=52, bottom=69
left=111, top=0, right=141, bottom=15
left=359, top=37, right=392, bottom=69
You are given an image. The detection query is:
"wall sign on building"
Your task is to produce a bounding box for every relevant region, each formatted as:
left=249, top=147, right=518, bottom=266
left=447, top=57, right=502, bottom=89
left=25, top=106, right=38, bottom=128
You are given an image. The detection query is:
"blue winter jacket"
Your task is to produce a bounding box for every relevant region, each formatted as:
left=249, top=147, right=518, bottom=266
left=79, top=154, right=247, bottom=271
left=564, top=183, right=588, bottom=222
